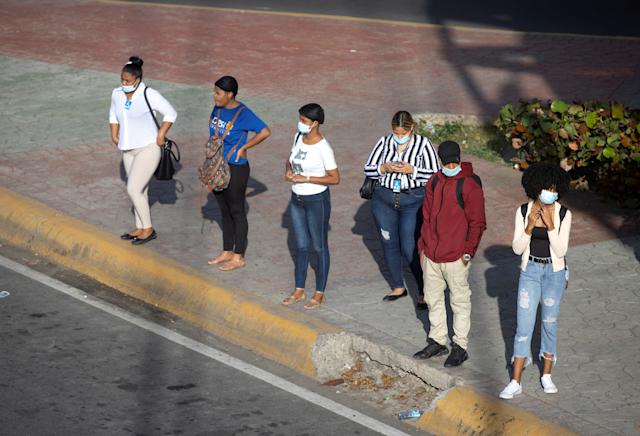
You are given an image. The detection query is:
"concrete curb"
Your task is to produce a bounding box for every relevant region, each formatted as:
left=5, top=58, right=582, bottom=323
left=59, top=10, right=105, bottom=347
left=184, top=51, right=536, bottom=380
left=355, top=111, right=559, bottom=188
left=417, top=386, right=576, bottom=435
left=0, top=186, right=575, bottom=435
left=0, top=186, right=336, bottom=377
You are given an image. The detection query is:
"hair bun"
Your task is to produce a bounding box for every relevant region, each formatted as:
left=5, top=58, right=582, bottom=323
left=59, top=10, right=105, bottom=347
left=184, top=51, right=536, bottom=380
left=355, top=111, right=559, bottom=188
left=128, top=56, right=143, bottom=67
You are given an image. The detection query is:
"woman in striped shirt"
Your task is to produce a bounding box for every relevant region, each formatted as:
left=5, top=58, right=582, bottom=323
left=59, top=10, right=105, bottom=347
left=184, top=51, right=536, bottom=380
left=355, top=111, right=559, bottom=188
left=364, top=111, right=439, bottom=302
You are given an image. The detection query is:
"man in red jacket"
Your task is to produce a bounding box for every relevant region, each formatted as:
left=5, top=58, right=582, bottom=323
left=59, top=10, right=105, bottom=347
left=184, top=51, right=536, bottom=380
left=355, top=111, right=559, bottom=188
left=414, top=141, right=486, bottom=367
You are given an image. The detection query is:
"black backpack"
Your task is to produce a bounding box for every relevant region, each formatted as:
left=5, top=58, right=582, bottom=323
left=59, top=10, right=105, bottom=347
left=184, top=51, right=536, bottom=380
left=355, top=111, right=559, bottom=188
left=430, top=173, right=482, bottom=209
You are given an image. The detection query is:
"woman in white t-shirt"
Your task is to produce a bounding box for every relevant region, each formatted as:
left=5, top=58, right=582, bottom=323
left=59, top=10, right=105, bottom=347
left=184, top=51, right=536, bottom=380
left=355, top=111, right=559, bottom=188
left=282, top=104, right=340, bottom=310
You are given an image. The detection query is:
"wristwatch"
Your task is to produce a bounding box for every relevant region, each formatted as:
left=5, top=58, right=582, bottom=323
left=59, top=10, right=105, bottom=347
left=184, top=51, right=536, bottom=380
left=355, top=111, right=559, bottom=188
left=462, top=254, right=472, bottom=262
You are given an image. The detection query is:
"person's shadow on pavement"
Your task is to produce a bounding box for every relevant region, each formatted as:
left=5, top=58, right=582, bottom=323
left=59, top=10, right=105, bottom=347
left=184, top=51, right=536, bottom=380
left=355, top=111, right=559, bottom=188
left=352, top=200, right=392, bottom=290
left=484, top=244, right=521, bottom=368
left=199, top=176, right=268, bottom=233
left=119, top=160, right=183, bottom=214
left=351, top=200, right=430, bottom=336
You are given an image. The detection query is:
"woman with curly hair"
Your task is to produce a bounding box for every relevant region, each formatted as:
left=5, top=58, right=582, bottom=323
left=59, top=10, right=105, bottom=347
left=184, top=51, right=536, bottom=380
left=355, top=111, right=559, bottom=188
left=500, top=162, right=572, bottom=399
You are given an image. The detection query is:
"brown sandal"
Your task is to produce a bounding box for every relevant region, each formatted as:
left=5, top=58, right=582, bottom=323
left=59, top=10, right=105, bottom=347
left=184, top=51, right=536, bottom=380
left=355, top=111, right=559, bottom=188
left=282, top=290, right=305, bottom=306
left=218, top=258, right=245, bottom=271
left=303, top=292, right=324, bottom=310
left=208, top=252, right=233, bottom=265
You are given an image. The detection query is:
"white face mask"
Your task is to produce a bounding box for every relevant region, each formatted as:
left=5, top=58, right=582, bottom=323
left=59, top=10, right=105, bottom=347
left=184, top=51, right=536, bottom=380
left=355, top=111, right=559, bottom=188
left=297, top=121, right=314, bottom=134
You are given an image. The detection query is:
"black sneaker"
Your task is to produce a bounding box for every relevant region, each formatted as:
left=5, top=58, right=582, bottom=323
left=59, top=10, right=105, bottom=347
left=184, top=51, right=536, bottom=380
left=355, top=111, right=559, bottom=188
left=444, top=343, right=468, bottom=367
left=413, top=338, right=448, bottom=360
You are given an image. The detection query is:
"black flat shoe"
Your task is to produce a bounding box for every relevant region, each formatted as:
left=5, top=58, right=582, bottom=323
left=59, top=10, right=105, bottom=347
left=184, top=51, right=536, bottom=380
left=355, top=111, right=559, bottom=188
left=132, top=230, right=157, bottom=245
left=382, top=289, right=408, bottom=302
left=120, top=232, right=136, bottom=240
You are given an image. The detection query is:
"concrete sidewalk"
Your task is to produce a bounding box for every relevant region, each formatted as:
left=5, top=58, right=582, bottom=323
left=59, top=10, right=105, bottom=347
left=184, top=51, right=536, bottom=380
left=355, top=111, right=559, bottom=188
left=1, top=1, right=639, bottom=434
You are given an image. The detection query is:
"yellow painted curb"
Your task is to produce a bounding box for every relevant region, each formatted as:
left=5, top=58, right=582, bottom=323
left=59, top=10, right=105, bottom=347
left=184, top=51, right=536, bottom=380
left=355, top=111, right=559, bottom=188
left=0, top=186, right=339, bottom=377
left=417, top=386, right=576, bottom=435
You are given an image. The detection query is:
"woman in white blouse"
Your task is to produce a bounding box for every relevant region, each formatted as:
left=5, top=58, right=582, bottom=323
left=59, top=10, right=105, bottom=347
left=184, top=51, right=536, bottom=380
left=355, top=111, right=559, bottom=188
left=109, top=56, right=177, bottom=245
left=281, top=103, right=340, bottom=310
left=363, top=111, right=439, bottom=304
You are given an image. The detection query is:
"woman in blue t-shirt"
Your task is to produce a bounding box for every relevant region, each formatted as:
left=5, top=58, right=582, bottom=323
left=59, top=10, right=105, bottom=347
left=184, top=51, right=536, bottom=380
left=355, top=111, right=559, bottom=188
left=207, top=76, right=271, bottom=271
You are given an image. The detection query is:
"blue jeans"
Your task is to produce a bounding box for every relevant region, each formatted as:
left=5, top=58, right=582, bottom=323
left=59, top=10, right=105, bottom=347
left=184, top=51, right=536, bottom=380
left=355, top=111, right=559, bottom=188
left=289, top=189, right=331, bottom=293
left=371, top=186, right=424, bottom=290
left=513, top=260, right=566, bottom=366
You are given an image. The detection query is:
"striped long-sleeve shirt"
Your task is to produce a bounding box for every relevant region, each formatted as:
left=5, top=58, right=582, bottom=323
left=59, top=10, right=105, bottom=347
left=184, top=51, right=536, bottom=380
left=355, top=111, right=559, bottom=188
left=364, top=134, right=440, bottom=190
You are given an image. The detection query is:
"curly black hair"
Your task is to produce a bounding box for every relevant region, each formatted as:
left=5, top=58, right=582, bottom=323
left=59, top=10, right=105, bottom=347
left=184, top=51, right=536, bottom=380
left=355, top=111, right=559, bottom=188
left=521, top=162, right=570, bottom=200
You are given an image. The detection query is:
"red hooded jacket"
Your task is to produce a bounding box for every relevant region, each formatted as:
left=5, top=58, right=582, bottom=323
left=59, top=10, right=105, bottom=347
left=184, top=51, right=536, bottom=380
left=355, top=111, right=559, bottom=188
left=418, top=162, right=486, bottom=263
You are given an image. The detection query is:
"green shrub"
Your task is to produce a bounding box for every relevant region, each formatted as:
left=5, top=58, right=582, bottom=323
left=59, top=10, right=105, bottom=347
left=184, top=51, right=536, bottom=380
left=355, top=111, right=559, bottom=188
left=494, top=99, right=640, bottom=206
left=417, top=120, right=507, bottom=164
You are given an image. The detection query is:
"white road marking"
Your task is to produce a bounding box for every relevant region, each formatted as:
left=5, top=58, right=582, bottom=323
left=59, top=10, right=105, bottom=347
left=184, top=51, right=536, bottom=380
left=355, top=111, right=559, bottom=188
left=0, top=255, right=412, bottom=436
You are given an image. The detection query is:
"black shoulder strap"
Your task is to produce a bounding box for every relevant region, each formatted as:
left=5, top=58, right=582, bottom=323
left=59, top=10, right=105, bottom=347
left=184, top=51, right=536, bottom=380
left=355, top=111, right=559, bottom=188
left=456, top=179, right=465, bottom=209
left=294, top=132, right=302, bottom=145
left=456, top=174, right=482, bottom=209
left=430, top=173, right=439, bottom=192
left=143, top=86, right=161, bottom=130
left=559, top=205, right=567, bottom=222
left=520, top=203, right=568, bottom=226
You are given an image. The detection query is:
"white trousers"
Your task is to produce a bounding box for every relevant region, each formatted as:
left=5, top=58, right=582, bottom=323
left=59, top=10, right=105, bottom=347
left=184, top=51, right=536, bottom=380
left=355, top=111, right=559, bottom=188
left=122, top=142, right=161, bottom=229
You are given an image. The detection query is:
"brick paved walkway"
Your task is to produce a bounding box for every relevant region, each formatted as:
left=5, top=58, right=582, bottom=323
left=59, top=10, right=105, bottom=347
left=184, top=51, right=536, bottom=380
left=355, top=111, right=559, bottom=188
left=1, top=1, right=639, bottom=434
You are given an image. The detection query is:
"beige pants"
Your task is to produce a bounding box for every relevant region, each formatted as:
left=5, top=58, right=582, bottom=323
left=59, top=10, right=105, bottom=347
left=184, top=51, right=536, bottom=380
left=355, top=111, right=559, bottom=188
left=423, top=256, right=472, bottom=350
left=122, top=142, right=161, bottom=229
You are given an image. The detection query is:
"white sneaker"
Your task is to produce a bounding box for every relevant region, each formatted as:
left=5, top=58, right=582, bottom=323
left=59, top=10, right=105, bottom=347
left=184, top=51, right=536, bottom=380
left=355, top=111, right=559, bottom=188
left=541, top=374, right=558, bottom=394
left=499, top=380, right=522, bottom=399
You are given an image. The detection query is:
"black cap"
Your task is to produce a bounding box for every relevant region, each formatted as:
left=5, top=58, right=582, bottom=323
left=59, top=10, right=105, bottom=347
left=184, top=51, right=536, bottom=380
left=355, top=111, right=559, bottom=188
left=438, top=141, right=461, bottom=165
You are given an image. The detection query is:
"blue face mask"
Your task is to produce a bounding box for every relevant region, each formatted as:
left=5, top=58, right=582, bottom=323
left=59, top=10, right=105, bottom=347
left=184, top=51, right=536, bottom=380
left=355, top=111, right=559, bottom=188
left=120, top=79, right=142, bottom=94
left=298, top=121, right=314, bottom=135
left=121, top=78, right=140, bottom=94
left=442, top=165, right=462, bottom=177
left=393, top=134, right=410, bottom=145
left=539, top=189, right=558, bottom=205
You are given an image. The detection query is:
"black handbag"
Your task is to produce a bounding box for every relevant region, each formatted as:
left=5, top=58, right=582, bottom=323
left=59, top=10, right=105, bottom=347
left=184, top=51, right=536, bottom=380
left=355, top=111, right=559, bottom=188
left=155, top=139, right=180, bottom=180
left=143, top=86, right=180, bottom=180
left=359, top=177, right=377, bottom=200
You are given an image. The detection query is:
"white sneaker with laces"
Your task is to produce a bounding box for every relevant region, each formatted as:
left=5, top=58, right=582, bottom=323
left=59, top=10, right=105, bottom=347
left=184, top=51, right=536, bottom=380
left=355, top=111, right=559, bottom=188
left=499, top=380, right=522, bottom=399
left=541, top=374, right=558, bottom=394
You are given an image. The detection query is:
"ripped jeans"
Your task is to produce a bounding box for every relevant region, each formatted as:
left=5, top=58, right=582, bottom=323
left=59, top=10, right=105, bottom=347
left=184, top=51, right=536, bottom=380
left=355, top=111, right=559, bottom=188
left=371, top=186, right=424, bottom=290
left=513, top=260, right=565, bottom=366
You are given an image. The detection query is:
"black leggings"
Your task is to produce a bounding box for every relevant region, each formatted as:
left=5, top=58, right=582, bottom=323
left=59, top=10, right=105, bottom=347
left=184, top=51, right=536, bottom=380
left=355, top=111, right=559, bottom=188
left=214, top=162, right=250, bottom=255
